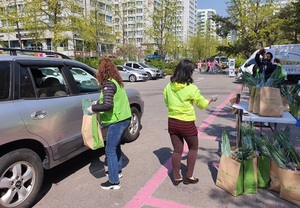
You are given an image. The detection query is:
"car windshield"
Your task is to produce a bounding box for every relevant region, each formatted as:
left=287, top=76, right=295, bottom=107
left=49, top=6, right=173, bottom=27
left=220, top=57, right=228, bottom=62
left=139, top=63, right=149, bottom=67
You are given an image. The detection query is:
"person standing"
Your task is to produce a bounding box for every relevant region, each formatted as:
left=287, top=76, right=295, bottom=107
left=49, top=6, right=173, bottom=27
left=253, top=48, right=277, bottom=81
left=206, top=60, right=212, bottom=72
left=88, top=58, right=132, bottom=190
left=197, top=60, right=203, bottom=73
left=212, top=60, right=217, bottom=72
left=274, top=58, right=286, bottom=79
left=163, top=59, right=217, bottom=186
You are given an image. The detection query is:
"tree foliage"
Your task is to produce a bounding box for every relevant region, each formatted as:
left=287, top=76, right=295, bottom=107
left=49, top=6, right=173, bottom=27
left=146, top=0, right=180, bottom=59
left=213, top=0, right=288, bottom=58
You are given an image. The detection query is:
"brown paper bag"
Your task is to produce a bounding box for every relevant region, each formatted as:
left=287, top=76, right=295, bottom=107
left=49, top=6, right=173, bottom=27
left=81, top=114, right=104, bottom=150
left=269, top=160, right=281, bottom=192
left=278, top=168, right=300, bottom=206
left=259, top=87, right=283, bottom=117
left=248, top=86, right=256, bottom=112
left=230, top=97, right=238, bottom=114
left=216, top=155, right=244, bottom=196
left=252, top=87, right=260, bottom=114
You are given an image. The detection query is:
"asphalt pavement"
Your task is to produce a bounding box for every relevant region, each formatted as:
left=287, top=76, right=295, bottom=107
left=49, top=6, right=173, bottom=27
left=33, top=71, right=300, bottom=208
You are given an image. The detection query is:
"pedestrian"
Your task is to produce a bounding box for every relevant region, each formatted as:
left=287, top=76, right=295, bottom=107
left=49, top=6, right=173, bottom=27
left=212, top=59, right=217, bottom=72
left=198, top=60, right=203, bottom=73
left=253, top=48, right=277, bottom=81
left=218, top=61, right=222, bottom=72
left=274, top=58, right=286, bottom=79
left=206, top=60, right=211, bottom=72
left=87, top=57, right=132, bottom=190
left=163, top=59, right=218, bottom=186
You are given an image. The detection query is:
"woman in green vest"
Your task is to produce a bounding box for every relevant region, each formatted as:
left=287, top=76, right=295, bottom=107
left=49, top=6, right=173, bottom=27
left=88, top=58, right=131, bottom=190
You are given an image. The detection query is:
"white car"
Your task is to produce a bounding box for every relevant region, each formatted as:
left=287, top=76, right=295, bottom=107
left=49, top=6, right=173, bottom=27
left=124, top=62, right=160, bottom=80
left=71, top=68, right=98, bottom=86
left=117, top=65, right=148, bottom=82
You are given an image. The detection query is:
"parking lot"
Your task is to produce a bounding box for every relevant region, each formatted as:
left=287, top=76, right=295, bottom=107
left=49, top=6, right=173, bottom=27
left=33, top=72, right=299, bottom=208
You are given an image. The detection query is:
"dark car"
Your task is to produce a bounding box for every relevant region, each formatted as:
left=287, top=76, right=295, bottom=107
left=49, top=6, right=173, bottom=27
left=0, top=48, right=144, bottom=208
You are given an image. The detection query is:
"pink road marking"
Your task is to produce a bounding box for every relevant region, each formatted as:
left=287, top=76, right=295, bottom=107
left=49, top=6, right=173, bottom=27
left=145, top=196, right=194, bottom=208
left=124, top=84, right=242, bottom=208
left=212, top=162, right=220, bottom=169
left=124, top=158, right=172, bottom=208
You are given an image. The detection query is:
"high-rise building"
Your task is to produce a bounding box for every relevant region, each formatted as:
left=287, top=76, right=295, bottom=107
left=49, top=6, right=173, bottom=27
left=196, top=9, right=217, bottom=38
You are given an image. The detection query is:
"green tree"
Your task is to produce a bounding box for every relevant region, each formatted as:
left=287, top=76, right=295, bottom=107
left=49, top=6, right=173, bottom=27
left=146, top=0, right=180, bottom=59
left=215, top=0, right=280, bottom=58
left=277, top=0, right=300, bottom=43
left=0, top=0, right=28, bottom=48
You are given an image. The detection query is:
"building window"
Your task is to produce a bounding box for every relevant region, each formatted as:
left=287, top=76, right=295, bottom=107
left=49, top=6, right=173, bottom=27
left=137, top=38, right=143, bottom=43
left=137, top=23, right=143, bottom=28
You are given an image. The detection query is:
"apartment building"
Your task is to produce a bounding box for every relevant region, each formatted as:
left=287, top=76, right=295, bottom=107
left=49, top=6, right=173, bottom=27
left=113, top=0, right=197, bottom=50
left=0, top=0, right=114, bottom=56
left=196, top=9, right=217, bottom=38
left=0, top=0, right=197, bottom=56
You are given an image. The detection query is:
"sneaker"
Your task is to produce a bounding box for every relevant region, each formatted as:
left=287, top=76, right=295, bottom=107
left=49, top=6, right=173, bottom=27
left=100, top=180, right=121, bottom=190
left=105, top=171, right=123, bottom=178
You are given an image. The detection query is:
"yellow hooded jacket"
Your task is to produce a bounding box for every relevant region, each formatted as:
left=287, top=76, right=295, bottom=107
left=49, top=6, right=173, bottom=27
left=163, top=82, right=209, bottom=121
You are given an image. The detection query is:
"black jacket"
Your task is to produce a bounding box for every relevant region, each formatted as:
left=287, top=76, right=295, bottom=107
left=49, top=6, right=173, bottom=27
left=253, top=53, right=277, bottom=81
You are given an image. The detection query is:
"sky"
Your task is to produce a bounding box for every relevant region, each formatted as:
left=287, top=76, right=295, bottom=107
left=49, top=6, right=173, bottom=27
left=197, top=0, right=228, bottom=17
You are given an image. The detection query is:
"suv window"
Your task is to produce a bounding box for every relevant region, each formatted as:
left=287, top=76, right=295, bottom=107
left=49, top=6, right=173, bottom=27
left=20, top=66, right=69, bottom=99
left=125, top=63, right=131, bottom=67
left=68, top=66, right=99, bottom=93
left=0, top=62, right=10, bottom=100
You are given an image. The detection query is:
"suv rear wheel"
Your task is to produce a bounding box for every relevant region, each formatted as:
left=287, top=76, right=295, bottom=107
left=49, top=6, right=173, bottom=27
left=0, top=149, right=44, bottom=208
left=122, top=107, right=142, bottom=143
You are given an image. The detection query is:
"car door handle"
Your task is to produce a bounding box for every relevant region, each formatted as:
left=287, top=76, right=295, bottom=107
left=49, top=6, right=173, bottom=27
left=31, top=111, right=47, bottom=120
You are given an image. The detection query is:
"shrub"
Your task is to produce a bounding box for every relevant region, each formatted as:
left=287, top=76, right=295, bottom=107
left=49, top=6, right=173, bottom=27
left=235, top=57, right=247, bottom=68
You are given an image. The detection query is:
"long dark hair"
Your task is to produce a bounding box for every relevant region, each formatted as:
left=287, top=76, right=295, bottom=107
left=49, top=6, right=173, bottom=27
left=170, top=59, right=194, bottom=84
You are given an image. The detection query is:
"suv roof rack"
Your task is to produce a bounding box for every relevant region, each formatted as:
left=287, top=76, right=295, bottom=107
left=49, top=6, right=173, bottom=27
left=0, top=48, right=71, bottom=59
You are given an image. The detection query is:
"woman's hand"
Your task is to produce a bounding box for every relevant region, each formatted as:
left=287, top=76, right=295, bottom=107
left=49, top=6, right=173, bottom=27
left=211, top=95, right=218, bottom=102
left=87, top=106, right=93, bottom=114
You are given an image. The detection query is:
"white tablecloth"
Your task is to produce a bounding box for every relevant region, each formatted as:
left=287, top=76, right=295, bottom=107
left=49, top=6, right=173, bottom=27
left=232, top=102, right=296, bottom=124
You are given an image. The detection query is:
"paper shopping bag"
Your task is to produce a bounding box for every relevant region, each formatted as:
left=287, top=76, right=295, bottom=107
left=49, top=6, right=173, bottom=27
left=243, top=157, right=258, bottom=194
left=216, top=155, right=244, bottom=196
left=257, top=155, right=270, bottom=189
left=81, top=114, right=104, bottom=150
left=278, top=167, right=300, bottom=206
left=259, top=87, right=283, bottom=117
left=269, top=160, right=281, bottom=192
left=253, top=87, right=260, bottom=115
left=248, top=86, right=256, bottom=112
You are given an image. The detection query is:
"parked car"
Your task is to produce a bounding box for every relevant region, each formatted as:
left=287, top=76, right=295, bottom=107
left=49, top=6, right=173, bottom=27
left=117, top=65, right=148, bottom=82
left=148, top=65, right=166, bottom=78
left=0, top=48, right=144, bottom=208
left=124, top=62, right=160, bottom=80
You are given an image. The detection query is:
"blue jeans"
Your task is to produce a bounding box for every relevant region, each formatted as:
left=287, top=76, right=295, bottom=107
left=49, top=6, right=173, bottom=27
left=105, top=118, right=130, bottom=183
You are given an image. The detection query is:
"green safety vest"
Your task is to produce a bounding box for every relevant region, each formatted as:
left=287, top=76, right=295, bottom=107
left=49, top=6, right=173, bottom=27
left=99, top=78, right=132, bottom=125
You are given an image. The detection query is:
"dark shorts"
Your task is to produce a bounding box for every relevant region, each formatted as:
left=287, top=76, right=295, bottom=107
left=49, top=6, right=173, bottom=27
left=168, top=118, right=198, bottom=137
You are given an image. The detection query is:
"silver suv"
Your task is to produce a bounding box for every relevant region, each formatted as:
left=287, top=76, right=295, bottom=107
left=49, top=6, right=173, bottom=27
left=0, top=48, right=144, bottom=208
left=124, top=62, right=160, bottom=80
